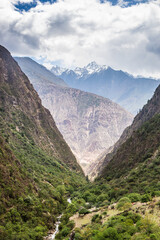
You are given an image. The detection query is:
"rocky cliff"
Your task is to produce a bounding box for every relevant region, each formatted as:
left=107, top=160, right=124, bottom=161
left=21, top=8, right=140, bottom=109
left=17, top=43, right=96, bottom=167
left=15, top=57, right=133, bottom=174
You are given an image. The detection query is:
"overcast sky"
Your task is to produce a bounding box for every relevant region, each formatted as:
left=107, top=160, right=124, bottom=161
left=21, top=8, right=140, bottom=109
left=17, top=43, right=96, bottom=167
left=0, top=0, right=160, bottom=78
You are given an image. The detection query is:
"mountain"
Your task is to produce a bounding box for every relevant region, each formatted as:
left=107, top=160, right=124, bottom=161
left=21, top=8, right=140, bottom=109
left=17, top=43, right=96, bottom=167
left=97, top=81, right=160, bottom=181
left=69, top=110, right=160, bottom=239
left=89, top=80, right=160, bottom=179
left=0, top=45, right=85, bottom=239
left=51, top=61, right=107, bottom=77
left=15, top=57, right=133, bottom=174
left=1, top=46, right=160, bottom=240
left=1, top=51, right=81, bottom=172
left=14, top=57, right=67, bottom=87
left=51, top=63, right=160, bottom=115
left=50, top=65, right=67, bottom=76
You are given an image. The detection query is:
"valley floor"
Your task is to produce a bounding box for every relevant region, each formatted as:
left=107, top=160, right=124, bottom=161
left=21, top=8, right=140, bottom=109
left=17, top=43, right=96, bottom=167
left=70, top=197, right=160, bottom=229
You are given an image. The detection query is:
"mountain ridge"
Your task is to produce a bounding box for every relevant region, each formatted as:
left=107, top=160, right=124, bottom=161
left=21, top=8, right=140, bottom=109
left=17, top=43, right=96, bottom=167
left=0, top=45, right=83, bottom=173
left=15, top=57, right=133, bottom=174
left=14, top=57, right=67, bottom=87
left=97, top=81, right=160, bottom=179
left=51, top=63, right=160, bottom=115
left=0, top=45, right=86, bottom=239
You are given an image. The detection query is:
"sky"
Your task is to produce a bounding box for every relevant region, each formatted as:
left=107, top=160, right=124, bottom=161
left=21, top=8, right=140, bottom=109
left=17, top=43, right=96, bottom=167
left=0, top=0, right=160, bottom=78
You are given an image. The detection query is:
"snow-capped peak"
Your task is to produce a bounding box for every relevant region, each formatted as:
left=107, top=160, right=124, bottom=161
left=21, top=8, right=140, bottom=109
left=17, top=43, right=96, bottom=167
left=51, top=62, right=108, bottom=77
left=85, top=61, right=107, bottom=74
left=74, top=67, right=88, bottom=76
left=51, top=65, right=67, bottom=76
left=74, top=61, right=107, bottom=76
left=86, top=61, right=99, bottom=69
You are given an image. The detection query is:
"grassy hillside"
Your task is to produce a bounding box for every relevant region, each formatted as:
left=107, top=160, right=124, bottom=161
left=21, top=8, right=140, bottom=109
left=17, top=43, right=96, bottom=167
left=56, top=114, right=160, bottom=239
left=0, top=45, right=82, bottom=173
left=100, top=114, right=160, bottom=181
left=97, top=82, right=160, bottom=178
left=0, top=131, right=85, bottom=239
left=0, top=45, right=85, bottom=239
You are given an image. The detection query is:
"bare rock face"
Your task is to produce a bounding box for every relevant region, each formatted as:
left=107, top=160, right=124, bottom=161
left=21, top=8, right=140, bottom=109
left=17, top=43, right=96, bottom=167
left=15, top=57, right=133, bottom=175
left=30, top=83, right=133, bottom=175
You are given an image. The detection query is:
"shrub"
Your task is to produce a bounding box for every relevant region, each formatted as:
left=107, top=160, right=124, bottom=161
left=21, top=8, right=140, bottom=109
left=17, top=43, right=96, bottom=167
left=92, top=214, right=102, bottom=224
left=117, top=197, right=131, bottom=210
left=96, top=194, right=108, bottom=203
left=61, top=226, right=70, bottom=237
left=127, top=193, right=141, bottom=202
left=154, top=191, right=160, bottom=197
left=79, top=208, right=90, bottom=215
left=103, top=227, right=119, bottom=240
left=141, top=194, right=152, bottom=203
left=74, top=232, right=83, bottom=240
left=67, top=220, right=75, bottom=230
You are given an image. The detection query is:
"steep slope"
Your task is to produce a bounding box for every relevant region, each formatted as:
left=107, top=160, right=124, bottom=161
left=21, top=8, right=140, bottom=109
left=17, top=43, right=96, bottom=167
left=0, top=134, right=32, bottom=206
left=0, top=47, right=81, bottom=172
left=35, top=85, right=133, bottom=174
left=52, top=63, right=160, bottom=115
left=88, top=82, right=160, bottom=179
left=98, top=83, right=160, bottom=181
left=100, top=114, right=160, bottom=180
left=14, top=57, right=67, bottom=87
left=15, top=57, right=133, bottom=174
left=0, top=45, right=85, bottom=239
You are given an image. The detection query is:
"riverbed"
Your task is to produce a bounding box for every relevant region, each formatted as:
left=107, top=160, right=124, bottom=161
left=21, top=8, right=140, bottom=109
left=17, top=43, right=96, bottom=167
left=44, top=198, right=72, bottom=239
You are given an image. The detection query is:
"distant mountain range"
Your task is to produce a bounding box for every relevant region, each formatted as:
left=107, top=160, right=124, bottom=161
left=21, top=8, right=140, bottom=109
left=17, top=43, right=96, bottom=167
left=51, top=62, right=160, bottom=115
left=15, top=57, right=133, bottom=173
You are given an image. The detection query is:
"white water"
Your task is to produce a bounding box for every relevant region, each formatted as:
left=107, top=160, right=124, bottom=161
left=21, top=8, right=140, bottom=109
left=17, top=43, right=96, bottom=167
left=51, top=215, right=62, bottom=239
left=45, top=198, right=72, bottom=239
left=67, top=198, right=72, bottom=204
left=46, top=215, right=62, bottom=240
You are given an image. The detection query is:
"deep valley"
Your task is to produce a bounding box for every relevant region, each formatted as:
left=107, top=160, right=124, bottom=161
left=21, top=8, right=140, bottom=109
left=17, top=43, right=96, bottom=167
left=0, top=45, right=160, bottom=240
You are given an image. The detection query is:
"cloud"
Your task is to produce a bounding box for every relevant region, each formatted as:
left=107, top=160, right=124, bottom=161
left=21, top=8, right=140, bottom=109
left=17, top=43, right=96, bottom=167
left=0, top=0, right=160, bottom=78
left=117, top=0, right=129, bottom=7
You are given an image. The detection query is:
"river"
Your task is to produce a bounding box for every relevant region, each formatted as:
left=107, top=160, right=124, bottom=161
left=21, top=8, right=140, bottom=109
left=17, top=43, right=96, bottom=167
left=45, top=198, right=72, bottom=240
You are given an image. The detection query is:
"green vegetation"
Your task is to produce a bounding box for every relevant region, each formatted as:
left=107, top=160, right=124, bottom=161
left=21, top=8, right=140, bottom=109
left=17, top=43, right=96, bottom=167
left=0, top=47, right=85, bottom=239
left=1, top=108, right=160, bottom=240
left=100, top=114, right=160, bottom=179
left=0, top=65, right=85, bottom=239
left=56, top=196, right=160, bottom=240
left=116, top=197, right=132, bottom=211
left=0, top=127, right=85, bottom=239
left=1, top=47, right=160, bottom=240
left=53, top=115, right=160, bottom=239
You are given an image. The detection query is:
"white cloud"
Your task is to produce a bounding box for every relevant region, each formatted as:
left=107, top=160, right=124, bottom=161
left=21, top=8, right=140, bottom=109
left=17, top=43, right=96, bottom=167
left=117, top=0, right=129, bottom=7
left=0, top=0, right=160, bottom=77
